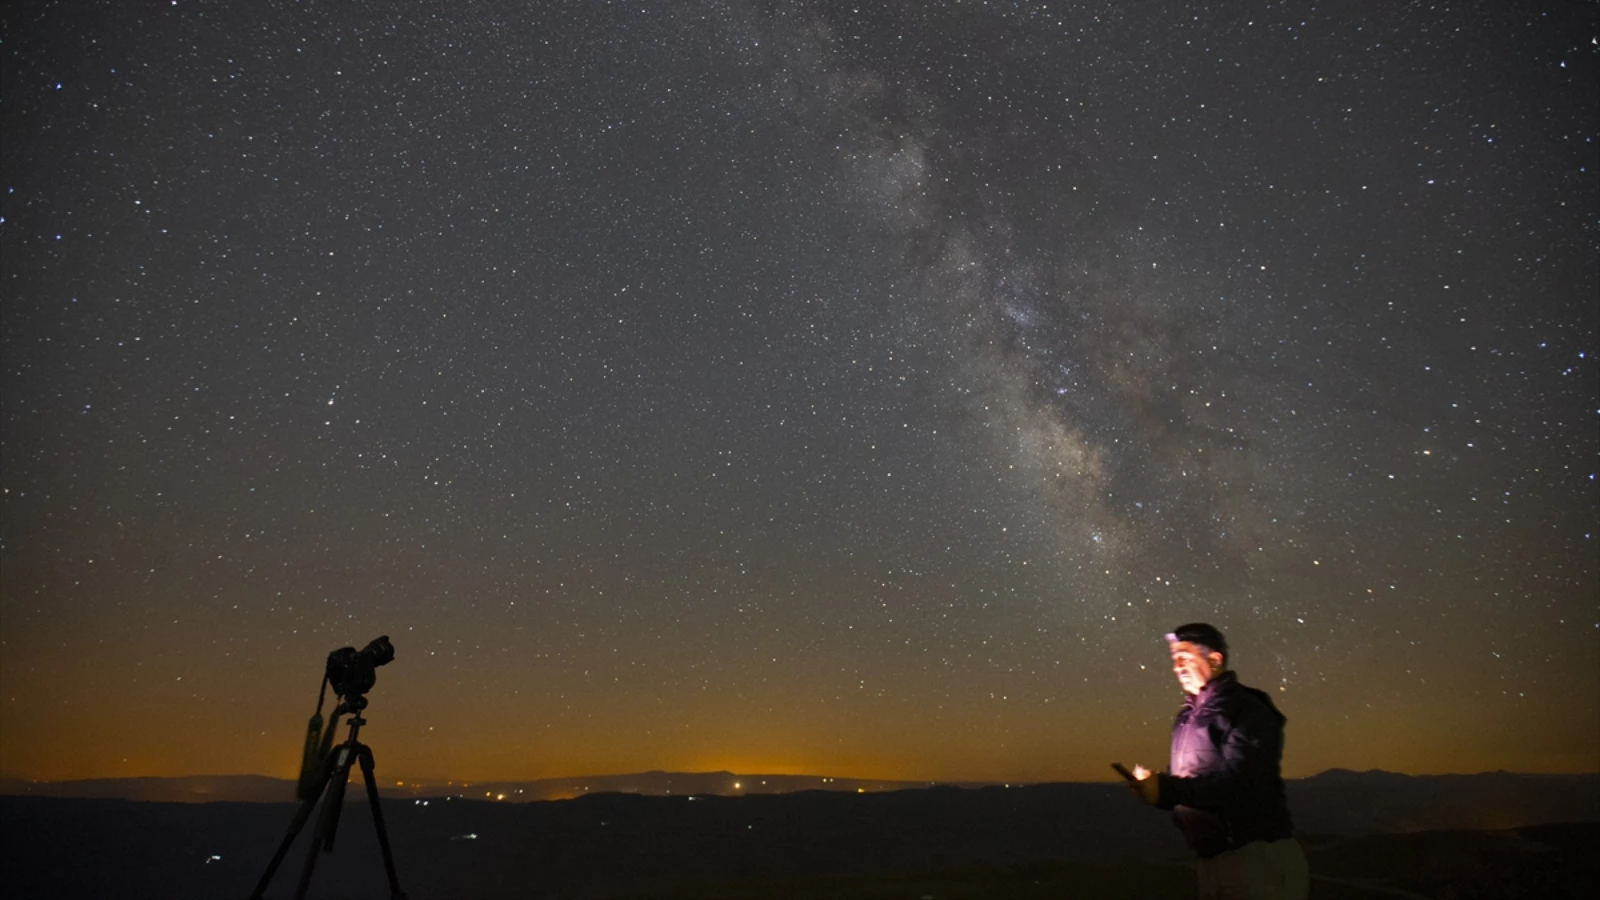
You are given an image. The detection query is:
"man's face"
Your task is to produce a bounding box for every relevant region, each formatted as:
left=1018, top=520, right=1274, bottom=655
left=1169, top=640, right=1223, bottom=695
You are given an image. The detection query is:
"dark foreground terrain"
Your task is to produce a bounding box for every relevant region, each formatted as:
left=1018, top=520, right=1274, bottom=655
left=2, top=779, right=1596, bottom=899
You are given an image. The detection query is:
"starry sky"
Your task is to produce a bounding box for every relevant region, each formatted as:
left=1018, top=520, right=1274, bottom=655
left=2, top=1, right=1595, bottom=785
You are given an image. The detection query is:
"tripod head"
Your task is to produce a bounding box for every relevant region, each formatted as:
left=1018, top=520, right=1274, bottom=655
left=330, top=694, right=373, bottom=749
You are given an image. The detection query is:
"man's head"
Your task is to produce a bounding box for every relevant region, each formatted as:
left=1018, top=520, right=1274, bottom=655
left=1165, top=622, right=1228, bottom=695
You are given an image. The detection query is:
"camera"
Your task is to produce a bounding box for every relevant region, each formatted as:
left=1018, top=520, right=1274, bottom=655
left=324, top=635, right=395, bottom=698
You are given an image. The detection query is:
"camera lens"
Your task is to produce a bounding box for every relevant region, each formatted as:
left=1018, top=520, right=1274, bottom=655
left=362, top=636, right=395, bottom=667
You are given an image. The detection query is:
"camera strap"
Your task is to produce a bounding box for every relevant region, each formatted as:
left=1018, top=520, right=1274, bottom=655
left=296, top=675, right=331, bottom=801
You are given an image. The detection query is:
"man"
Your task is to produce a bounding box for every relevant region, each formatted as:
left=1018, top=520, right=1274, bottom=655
left=1127, top=623, right=1309, bottom=900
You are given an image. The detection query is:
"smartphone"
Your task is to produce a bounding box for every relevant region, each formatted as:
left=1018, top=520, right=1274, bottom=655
left=1111, top=762, right=1137, bottom=782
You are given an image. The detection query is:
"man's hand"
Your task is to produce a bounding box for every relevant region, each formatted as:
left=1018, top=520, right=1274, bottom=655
left=1128, top=765, right=1160, bottom=805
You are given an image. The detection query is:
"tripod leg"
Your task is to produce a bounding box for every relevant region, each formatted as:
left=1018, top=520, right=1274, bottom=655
left=292, top=745, right=357, bottom=900
left=319, top=748, right=354, bottom=852
left=249, top=758, right=333, bottom=900
left=357, top=745, right=408, bottom=899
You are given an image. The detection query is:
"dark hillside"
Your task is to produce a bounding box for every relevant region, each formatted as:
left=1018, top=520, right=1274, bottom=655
left=3, top=780, right=1597, bottom=899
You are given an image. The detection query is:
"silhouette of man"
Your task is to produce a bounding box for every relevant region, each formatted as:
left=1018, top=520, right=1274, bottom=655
left=1128, top=623, right=1309, bottom=900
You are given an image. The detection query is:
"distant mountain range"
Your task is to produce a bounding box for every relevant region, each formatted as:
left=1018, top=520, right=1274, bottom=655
left=1, top=768, right=1596, bottom=835
left=0, top=770, right=981, bottom=804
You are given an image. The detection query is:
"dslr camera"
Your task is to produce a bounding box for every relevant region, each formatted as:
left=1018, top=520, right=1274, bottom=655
left=324, top=635, right=395, bottom=698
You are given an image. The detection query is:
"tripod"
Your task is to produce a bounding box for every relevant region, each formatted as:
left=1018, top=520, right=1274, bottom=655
left=249, top=694, right=407, bottom=899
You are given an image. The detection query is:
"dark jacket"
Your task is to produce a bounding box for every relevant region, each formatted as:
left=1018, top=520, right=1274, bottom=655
left=1156, top=670, right=1294, bottom=858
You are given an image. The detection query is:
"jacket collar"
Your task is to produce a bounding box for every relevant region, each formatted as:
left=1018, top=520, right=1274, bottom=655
left=1184, top=669, right=1238, bottom=709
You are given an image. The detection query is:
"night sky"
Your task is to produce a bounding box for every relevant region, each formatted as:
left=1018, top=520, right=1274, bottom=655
left=2, top=1, right=1595, bottom=786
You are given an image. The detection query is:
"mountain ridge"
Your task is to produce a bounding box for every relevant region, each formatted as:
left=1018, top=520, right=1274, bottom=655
left=3, top=768, right=1597, bottom=834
